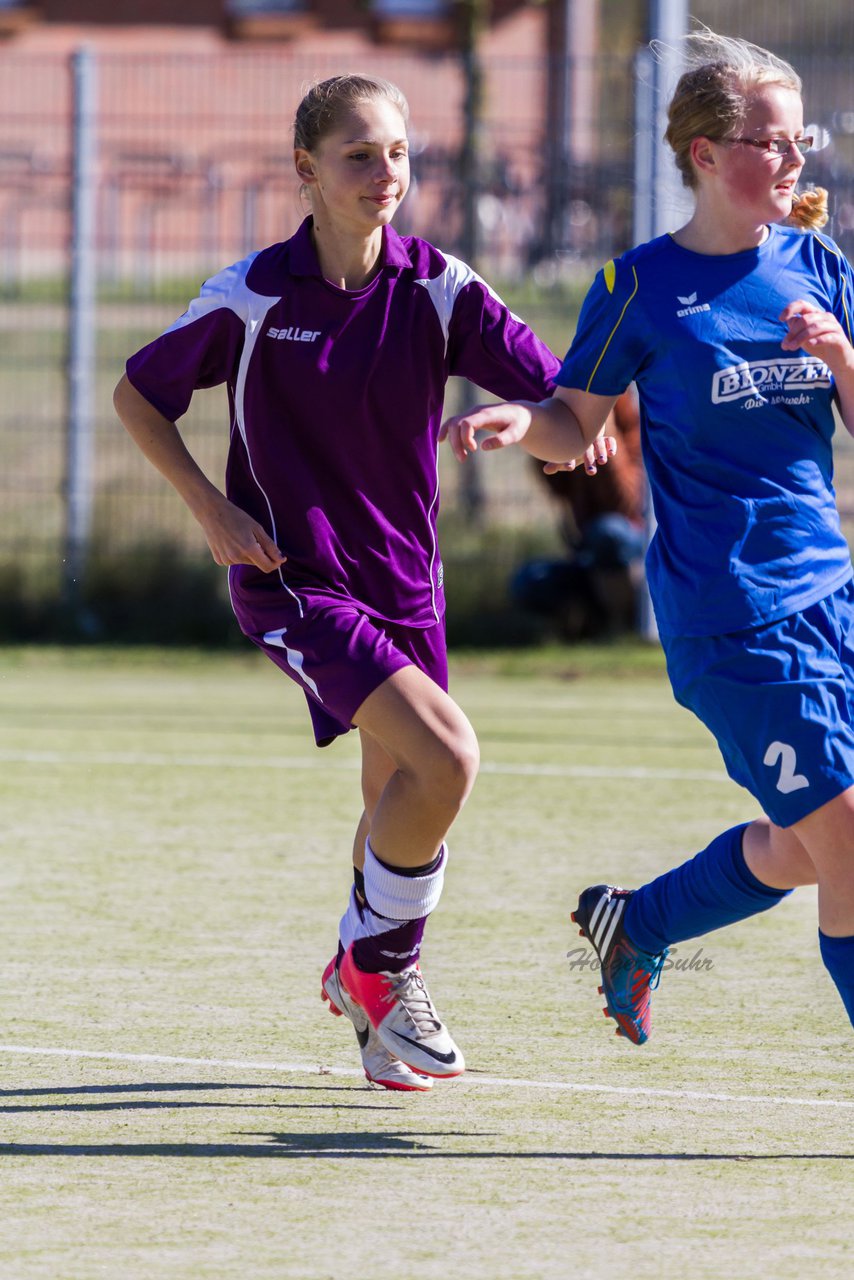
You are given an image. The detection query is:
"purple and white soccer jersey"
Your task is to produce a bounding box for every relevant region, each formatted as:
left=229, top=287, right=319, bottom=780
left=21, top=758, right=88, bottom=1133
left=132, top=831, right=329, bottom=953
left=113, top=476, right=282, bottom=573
left=126, top=217, right=558, bottom=736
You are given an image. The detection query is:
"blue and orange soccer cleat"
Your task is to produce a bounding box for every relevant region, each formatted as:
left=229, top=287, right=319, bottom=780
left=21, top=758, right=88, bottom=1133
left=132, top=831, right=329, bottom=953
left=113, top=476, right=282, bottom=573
left=571, top=885, right=669, bottom=1045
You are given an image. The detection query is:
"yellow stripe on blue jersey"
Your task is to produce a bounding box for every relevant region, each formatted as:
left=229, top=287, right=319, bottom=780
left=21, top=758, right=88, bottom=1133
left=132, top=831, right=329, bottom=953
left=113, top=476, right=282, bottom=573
left=585, top=264, right=639, bottom=393
left=814, top=231, right=853, bottom=344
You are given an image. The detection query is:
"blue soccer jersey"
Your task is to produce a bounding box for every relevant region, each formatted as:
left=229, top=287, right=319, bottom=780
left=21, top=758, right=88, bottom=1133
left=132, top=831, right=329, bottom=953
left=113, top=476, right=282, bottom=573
left=556, top=223, right=854, bottom=637
left=127, top=217, right=559, bottom=636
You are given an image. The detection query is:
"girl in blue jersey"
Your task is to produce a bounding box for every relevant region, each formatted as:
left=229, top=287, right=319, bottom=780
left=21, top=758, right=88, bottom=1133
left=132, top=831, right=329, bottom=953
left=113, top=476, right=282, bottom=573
left=443, top=30, right=854, bottom=1044
left=114, top=74, right=612, bottom=1087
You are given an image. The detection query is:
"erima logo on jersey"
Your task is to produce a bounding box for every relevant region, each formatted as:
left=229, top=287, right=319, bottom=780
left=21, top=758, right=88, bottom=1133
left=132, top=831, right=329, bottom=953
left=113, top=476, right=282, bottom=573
left=712, top=357, right=831, bottom=404
left=266, top=326, right=321, bottom=342
left=676, top=291, right=711, bottom=317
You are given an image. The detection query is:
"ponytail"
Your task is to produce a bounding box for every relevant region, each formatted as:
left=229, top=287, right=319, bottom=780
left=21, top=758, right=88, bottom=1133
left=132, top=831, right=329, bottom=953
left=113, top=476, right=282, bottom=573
left=788, top=186, right=829, bottom=231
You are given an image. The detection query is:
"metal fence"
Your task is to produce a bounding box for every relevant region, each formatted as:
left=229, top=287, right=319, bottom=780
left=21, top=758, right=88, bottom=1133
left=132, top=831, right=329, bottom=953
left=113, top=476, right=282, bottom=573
left=2, top=24, right=854, bottom=636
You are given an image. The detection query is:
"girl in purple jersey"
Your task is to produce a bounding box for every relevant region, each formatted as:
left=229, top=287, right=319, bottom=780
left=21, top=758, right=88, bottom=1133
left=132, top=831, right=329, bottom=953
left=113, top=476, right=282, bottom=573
left=443, top=31, right=854, bottom=1046
left=114, top=74, right=613, bottom=1090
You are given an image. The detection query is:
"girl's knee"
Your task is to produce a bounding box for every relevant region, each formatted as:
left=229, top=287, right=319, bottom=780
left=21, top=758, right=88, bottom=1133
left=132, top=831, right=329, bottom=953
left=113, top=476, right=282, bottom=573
left=431, top=725, right=480, bottom=804
left=454, top=727, right=481, bottom=792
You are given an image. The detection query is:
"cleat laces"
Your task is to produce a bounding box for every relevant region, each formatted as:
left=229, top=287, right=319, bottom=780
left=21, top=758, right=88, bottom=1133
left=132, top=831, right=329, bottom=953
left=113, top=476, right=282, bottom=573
left=382, top=968, right=442, bottom=1035
left=646, top=950, right=667, bottom=992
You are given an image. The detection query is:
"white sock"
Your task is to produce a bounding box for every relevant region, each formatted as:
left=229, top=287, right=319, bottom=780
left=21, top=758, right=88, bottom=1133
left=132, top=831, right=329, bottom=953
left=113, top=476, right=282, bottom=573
left=362, top=837, right=447, bottom=920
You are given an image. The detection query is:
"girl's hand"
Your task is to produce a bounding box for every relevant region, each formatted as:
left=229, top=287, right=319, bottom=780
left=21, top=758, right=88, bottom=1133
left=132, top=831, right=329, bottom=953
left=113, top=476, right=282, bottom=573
left=439, top=401, right=617, bottom=475
left=780, top=300, right=854, bottom=377
left=439, top=401, right=534, bottom=462
left=543, top=435, right=617, bottom=476
left=198, top=496, right=286, bottom=572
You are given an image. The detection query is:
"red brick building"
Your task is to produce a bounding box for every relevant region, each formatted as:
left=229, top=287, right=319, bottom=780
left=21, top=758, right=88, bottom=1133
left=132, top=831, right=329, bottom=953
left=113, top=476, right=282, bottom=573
left=0, top=2, right=625, bottom=281
left=2, top=2, right=562, bottom=59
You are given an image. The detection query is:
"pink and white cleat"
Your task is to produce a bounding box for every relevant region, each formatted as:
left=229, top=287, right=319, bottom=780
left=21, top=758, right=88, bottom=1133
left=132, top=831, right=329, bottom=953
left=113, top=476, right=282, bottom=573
left=321, top=957, right=433, bottom=1092
left=339, top=945, right=464, bottom=1079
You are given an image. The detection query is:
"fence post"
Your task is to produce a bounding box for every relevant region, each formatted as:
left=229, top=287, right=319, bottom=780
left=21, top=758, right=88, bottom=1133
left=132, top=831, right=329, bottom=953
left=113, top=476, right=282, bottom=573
left=455, top=0, right=487, bottom=525
left=634, top=0, right=689, bottom=642
left=63, top=44, right=98, bottom=628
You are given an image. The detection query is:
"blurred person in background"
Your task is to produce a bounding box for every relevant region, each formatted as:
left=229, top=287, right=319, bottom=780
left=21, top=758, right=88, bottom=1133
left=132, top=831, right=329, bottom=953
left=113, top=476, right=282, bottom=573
left=512, top=389, right=645, bottom=639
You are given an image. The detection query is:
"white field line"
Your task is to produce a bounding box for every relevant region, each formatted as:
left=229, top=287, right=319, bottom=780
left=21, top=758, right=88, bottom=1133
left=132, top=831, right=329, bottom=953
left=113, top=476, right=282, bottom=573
left=0, top=748, right=727, bottom=784
left=0, top=1043, right=849, bottom=1111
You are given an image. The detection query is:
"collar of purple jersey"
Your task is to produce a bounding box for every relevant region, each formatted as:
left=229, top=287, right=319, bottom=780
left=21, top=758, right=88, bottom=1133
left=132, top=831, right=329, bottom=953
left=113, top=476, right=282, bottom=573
left=289, top=215, right=412, bottom=277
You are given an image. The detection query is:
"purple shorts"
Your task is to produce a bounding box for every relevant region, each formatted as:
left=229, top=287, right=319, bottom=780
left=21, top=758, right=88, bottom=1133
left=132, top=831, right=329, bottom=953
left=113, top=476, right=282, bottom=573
left=246, top=600, right=448, bottom=747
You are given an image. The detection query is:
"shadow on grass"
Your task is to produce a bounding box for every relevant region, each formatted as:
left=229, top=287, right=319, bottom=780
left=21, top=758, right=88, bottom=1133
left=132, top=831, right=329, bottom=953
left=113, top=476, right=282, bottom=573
left=0, top=1082, right=358, bottom=1097
left=0, top=1080, right=401, bottom=1114
left=1, top=1132, right=853, bottom=1160
left=3, top=1083, right=852, bottom=1160
left=0, top=1102, right=403, bottom=1114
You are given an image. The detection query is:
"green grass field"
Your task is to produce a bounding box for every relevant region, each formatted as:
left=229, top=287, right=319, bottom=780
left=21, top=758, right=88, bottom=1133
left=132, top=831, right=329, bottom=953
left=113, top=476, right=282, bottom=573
left=1, top=645, right=852, bottom=1279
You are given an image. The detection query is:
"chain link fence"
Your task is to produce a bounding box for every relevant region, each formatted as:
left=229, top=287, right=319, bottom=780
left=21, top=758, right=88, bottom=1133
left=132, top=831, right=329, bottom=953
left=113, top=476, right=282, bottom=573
left=2, top=17, right=854, bottom=640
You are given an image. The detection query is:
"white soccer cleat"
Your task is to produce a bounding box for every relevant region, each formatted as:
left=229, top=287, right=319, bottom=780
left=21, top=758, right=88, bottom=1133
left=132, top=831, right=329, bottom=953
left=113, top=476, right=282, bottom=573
left=321, top=956, right=433, bottom=1092
left=339, top=945, right=465, bottom=1079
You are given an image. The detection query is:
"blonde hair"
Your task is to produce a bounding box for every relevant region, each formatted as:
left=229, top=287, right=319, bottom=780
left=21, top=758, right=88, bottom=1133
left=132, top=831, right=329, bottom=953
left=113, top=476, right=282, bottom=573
left=663, top=28, right=826, bottom=230
left=293, top=74, right=409, bottom=153
left=788, top=186, right=828, bottom=231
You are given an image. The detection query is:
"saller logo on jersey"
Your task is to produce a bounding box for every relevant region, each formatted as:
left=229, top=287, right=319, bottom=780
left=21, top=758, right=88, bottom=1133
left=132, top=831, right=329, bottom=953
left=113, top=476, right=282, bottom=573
left=712, top=356, right=831, bottom=404
left=266, top=326, right=321, bottom=342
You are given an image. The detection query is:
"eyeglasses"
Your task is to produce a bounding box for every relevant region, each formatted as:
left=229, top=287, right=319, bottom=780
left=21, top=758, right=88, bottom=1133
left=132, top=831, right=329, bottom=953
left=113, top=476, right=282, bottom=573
left=731, top=136, right=814, bottom=156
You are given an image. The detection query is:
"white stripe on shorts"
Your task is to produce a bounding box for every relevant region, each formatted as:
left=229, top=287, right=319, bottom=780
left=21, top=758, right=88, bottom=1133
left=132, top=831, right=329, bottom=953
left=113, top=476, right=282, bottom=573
left=262, top=628, right=322, bottom=700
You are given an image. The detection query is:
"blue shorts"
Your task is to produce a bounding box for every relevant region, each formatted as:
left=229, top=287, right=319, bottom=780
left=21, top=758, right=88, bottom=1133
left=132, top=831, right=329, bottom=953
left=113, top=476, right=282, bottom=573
left=662, top=581, right=854, bottom=827
left=248, top=600, right=448, bottom=747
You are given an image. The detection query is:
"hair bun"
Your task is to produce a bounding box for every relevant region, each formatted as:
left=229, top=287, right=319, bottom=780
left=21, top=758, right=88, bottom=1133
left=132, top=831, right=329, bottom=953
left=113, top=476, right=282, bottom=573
left=788, top=187, right=829, bottom=231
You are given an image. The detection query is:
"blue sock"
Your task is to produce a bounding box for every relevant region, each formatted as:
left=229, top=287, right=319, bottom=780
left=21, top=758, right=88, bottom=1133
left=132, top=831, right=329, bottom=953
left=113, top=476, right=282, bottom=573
left=818, top=931, right=854, bottom=1028
left=624, top=823, right=792, bottom=953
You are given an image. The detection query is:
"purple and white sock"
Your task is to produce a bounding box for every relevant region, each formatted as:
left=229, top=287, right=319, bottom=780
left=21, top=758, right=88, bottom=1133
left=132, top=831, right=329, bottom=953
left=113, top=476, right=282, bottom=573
left=342, top=838, right=447, bottom=974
